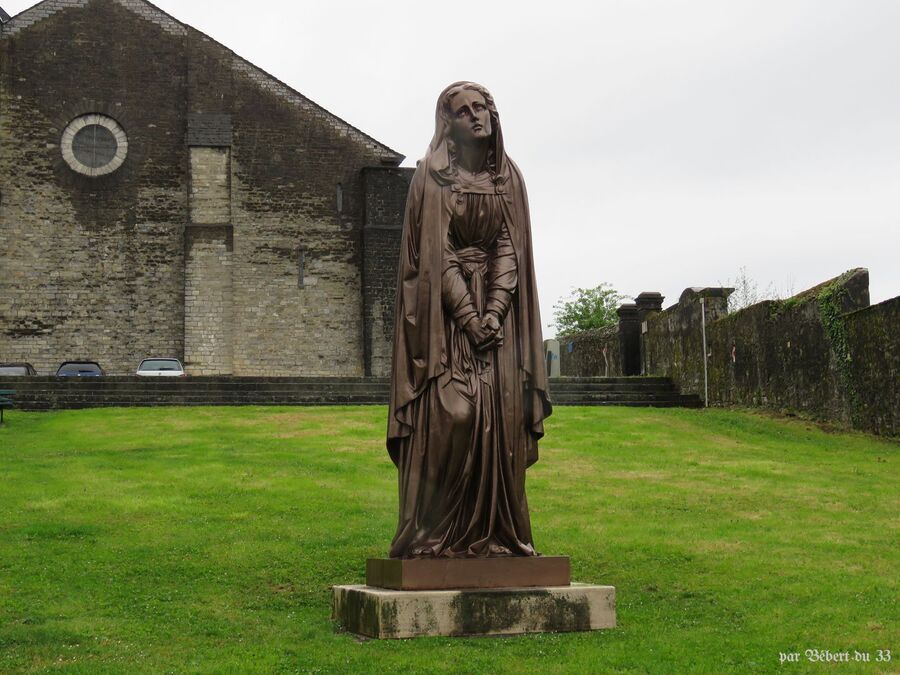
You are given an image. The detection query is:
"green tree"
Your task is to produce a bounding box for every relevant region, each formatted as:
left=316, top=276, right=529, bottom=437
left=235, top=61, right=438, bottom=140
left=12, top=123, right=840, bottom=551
left=552, top=283, right=624, bottom=336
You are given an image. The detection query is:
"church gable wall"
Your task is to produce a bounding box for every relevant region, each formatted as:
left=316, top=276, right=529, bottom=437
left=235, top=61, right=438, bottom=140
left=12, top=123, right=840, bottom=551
left=1, top=0, right=404, bottom=376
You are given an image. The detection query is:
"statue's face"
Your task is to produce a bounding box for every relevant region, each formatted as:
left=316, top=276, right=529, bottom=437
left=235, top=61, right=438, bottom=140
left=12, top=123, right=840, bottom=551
left=448, top=90, right=492, bottom=145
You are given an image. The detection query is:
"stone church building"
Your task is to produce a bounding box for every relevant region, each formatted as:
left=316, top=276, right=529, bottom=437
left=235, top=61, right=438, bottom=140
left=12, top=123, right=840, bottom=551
left=0, top=0, right=411, bottom=376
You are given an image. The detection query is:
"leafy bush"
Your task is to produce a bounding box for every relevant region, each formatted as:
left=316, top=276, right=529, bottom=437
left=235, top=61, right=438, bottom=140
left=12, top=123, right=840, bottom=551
left=553, top=283, right=624, bottom=336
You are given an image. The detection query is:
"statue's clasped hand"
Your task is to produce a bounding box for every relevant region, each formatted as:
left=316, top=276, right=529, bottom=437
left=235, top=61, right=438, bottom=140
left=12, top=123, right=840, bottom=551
left=464, top=313, right=504, bottom=351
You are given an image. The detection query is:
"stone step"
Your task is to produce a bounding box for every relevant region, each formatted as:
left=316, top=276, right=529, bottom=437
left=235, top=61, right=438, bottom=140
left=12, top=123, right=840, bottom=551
left=550, top=385, right=678, bottom=393
left=7, top=384, right=391, bottom=394
left=554, top=398, right=702, bottom=408
left=3, top=376, right=671, bottom=385
left=15, top=386, right=676, bottom=396
left=16, top=398, right=703, bottom=411
left=0, top=378, right=388, bottom=389
left=2, top=385, right=387, bottom=394
left=552, top=393, right=686, bottom=402
left=1, top=377, right=702, bottom=410
left=550, top=377, right=673, bottom=385
left=14, top=398, right=390, bottom=410
left=10, top=386, right=676, bottom=398
left=0, top=379, right=388, bottom=387
left=20, top=392, right=679, bottom=400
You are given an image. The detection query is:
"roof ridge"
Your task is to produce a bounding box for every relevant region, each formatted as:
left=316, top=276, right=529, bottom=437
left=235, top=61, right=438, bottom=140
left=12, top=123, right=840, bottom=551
left=2, top=0, right=404, bottom=162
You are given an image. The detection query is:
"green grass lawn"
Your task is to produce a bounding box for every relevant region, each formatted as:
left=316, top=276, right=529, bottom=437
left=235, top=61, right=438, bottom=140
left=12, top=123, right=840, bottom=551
left=0, top=406, right=896, bottom=674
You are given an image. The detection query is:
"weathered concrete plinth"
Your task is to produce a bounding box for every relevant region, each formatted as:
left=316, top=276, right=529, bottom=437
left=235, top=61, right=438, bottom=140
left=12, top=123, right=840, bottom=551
left=332, top=583, right=616, bottom=639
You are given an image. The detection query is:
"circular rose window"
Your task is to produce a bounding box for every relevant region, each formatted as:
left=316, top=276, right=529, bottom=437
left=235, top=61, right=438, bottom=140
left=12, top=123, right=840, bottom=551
left=61, top=114, right=128, bottom=176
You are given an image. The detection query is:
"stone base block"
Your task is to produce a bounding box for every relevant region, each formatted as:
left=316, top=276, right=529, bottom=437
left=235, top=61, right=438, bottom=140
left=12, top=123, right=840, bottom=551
left=332, top=583, right=616, bottom=639
left=366, top=556, right=570, bottom=590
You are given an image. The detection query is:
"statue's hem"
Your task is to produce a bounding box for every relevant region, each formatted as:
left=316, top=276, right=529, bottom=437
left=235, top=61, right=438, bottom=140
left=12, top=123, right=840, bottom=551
left=332, top=583, right=616, bottom=639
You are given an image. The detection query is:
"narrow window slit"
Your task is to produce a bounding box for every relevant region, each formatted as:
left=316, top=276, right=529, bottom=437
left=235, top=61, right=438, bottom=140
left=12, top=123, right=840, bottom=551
left=298, top=247, right=306, bottom=288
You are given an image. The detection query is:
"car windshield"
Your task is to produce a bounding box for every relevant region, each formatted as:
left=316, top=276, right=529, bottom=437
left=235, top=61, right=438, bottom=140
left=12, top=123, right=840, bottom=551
left=139, top=360, right=181, bottom=371
left=0, top=366, right=29, bottom=376
left=58, top=363, right=101, bottom=375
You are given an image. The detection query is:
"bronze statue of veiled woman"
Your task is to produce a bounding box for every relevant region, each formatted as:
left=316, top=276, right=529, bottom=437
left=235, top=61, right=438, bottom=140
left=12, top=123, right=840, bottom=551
left=387, top=82, right=552, bottom=559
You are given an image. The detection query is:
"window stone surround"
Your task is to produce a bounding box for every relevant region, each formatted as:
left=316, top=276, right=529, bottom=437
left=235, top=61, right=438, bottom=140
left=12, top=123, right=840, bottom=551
left=60, top=113, right=129, bottom=177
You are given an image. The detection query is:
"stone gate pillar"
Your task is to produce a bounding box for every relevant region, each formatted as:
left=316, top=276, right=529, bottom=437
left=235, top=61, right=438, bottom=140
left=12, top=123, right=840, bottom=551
left=635, top=292, right=665, bottom=375
left=617, top=304, right=641, bottom=376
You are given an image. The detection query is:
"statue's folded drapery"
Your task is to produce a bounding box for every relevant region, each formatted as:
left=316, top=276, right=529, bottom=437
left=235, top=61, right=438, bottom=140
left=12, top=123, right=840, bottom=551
left=387, top=82, right=551, bottom=559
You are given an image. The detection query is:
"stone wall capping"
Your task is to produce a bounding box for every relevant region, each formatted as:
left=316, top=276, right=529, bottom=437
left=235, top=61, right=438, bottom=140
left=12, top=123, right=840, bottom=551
left=678, top=287, right=735, bottom=304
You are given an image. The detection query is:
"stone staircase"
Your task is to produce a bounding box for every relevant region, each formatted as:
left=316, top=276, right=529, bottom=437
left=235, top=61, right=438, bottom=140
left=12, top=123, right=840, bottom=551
left=549, top=377, right=702, bottom=407
left=0, top=376, right=701, bottom=411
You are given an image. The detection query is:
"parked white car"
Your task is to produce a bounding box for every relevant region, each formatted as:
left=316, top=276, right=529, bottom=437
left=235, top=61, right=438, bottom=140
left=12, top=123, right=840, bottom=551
left=136, top=358, right=186, bottom=377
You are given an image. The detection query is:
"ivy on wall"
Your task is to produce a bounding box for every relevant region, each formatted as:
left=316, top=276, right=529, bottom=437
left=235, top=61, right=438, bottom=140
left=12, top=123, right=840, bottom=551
left=816, top=273, right=859, bottom=419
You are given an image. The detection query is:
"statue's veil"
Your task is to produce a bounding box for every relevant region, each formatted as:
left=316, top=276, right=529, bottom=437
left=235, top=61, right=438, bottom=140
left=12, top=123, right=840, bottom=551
left=427, top=81, right=507, bottom=182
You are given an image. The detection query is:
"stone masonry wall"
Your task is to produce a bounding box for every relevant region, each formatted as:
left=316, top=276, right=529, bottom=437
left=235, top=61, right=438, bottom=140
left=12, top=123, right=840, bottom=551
left=558, top=326, right=622, bottom=378
left=642, top=288, right=732, bottom=395
left=227, top=68, right=394, bottom=376
left=184, top=226, right=233, bottom=375
left=644, top=269, right=897, bottom=435
left=362, top=167, right=414, bottom=377
left=841, top=297, right=898, bottom=435
left=190, top=147, right=231, bottom=224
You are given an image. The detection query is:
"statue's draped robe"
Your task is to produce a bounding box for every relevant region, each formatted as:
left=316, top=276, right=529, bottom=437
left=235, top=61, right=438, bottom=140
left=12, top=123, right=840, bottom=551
left=387, top=145, right=552, bottom=559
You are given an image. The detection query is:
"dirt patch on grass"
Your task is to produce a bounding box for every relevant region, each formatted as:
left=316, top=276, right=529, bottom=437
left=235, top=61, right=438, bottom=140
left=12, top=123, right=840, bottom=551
left=607, top=470, right=672, bottom=481
left=258, top=411, right=330, bottom=424
left=213, top=410, right=341, bottom=429
left=330, top=443, right=382, bottom=454
left=269, top=582, right=296, bottom=595
left=269, top=430, right=325, bottom=440
left=735, top=510, right=771, bottom=521
left=694, top=539, right=746, bottom=553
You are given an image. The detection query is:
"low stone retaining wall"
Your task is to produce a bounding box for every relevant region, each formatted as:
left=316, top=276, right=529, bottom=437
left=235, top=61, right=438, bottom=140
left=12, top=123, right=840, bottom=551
left=552, top=269, right=898, bottom=435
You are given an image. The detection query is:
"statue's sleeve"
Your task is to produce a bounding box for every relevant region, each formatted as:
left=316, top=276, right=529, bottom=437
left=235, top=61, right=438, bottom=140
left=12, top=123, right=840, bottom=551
left=442, top=244, right=479, bottom=327
left=485, top=221, right=518, bottom=321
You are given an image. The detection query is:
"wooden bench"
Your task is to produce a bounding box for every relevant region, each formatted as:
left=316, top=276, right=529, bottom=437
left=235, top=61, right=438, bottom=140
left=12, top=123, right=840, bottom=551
left=0, top=390, right=14, bottom=425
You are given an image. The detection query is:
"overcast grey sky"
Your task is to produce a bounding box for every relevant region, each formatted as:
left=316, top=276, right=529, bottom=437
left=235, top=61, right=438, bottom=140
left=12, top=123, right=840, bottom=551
left=6, top=0, right=899, bottom=336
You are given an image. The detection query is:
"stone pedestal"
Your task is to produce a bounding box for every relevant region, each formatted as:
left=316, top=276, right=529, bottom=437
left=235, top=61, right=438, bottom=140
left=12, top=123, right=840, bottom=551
left=332, top=583, right=616, bottom=639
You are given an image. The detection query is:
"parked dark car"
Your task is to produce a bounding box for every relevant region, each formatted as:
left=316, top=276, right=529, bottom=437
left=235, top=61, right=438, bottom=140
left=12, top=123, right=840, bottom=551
left=56, top=361, right=105, bottom=377
left=0, top=363, right=37, bottom=376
